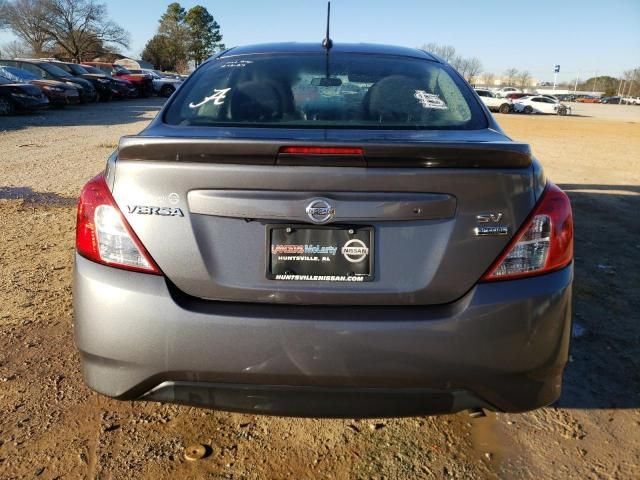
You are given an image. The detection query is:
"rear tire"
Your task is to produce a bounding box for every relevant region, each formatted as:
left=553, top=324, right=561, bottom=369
left=160, top=84, right=175, bottom=98
left=499, top=103, right=510, bottom=114
left=558, top=106, right=567, bottom=116
left=0, top=96, right=15, bottom=116
left=524, top=105, right=533, bottom=114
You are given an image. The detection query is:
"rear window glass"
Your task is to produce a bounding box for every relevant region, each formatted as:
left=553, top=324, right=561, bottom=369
left=164, top=53, right=486, bottom=129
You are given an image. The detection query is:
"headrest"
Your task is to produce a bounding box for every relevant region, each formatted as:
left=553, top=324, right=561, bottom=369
left=230, top=81, right=282, bottom=122
left=365, top=75, right=425, bottom=122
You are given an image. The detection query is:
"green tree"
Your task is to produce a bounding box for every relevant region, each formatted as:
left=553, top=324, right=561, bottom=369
left=157, top=2, right=188, bottom=70
left=579, top=75, right=620, bottom=96
left=141, top=34, right=170, bottom=70
left=185, top=5, right=224, bottom=67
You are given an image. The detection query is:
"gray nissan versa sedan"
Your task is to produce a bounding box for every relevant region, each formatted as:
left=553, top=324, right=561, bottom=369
left=73, top=42, right=573, bottom=418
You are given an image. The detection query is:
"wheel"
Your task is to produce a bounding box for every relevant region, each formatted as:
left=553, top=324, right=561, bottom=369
left=499, top=103, right=511, bottom=114
left=100, top=91, right=113, bottom=102
left=523, top=105, right=533, bottom=114
left=0, top=96, right=15, bottom=116
left=558, top=106, right=567, bottom=116
left=160, top=84, right=175, bottom=98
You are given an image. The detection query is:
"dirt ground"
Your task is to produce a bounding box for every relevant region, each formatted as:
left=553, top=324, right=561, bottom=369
left=1, top=100, right=639, bottom=479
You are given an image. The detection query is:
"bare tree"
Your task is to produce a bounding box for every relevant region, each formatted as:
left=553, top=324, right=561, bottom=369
left=1, top=39, right=32, bottom=58
left=481, top=72, right=496, bottom=87
left=0, top=0, right=8, bottom=29
left=464, top=57, right=483, bottom=83
left=450, top=55, right=465, bottom=72
left=420, top=42, right=457, bottom=62
left=4, top=0, right=53, bottom=56
left=504, top=67, right=518, bottom=86
left=40, top=0, right=129, bottom=61
left=517, top=70, right=532, bottom=89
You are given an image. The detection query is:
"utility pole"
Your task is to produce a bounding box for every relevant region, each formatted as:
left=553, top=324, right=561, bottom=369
left=627, top=69, right=637, bottom=99
left=617, top=79, right=624, bottom=96
left=592, top=70, right=598, bottom=94
left=573, top=71, right=579, bottom=95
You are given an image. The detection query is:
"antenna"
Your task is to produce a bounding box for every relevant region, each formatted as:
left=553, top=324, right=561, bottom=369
left=322, top=1, right=333, bottom=50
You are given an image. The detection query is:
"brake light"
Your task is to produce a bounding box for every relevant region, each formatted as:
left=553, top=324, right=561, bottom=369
left=481, top=182, right=573, bottom=281
left=279, top=146, right=364, bottom=155
left=76, top=174, right=162, bottom=275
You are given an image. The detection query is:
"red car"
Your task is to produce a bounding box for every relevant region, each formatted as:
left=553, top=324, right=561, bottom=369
left=575, top=96, right=601, bottom=103
left=82, top=62, right=153, bottom=98
left=505, top=92, right=535, bottom=101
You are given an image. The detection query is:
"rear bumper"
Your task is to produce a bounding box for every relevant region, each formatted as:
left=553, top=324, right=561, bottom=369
left=73, top=255, right=573, bottom=417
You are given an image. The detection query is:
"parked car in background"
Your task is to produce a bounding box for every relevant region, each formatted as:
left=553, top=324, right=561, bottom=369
left=82, top=62, right=153, bottom=98
left=474, top=88, right=512, bottom=113
left=575, top=95, right=600, bottom=103
left=46, top=61, right=114, bottom=102
left=541, top=94, right=560, bottom=102
left=621, top=96, right=640, bottom=105
left=0, top=75, right=49, bottom=115
left=81, top=65, right=138, bottom=99
left=513, top=95, right=570, bottom=115
left=496, top=86, right=521, bottom=97
left=555, top=94, right=576, bottom=102
left=505, top=92, right=535, bottom=101
left=0, top=59, right=96, bottom=103
left=128, top=68, right=182, bottom=97
left=601, top=96, right=621, bottom=104
left=0, top=65, right=80, bottom=107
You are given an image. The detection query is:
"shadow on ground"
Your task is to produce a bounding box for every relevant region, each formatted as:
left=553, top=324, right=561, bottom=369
left=556, top=183, right=640, bottom=409
left=0, top=97, right=166, bottom=132
left=0, top=186, right=77, bottom=207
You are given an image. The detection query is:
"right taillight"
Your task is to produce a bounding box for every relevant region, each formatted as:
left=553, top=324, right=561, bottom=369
left=482, top=182, right=573, bottom=281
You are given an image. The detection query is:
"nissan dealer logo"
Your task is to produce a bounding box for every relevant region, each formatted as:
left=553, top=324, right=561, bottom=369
left=341, top=239, right=369, bottom=263
left=306, top=198, right=335, bottom=224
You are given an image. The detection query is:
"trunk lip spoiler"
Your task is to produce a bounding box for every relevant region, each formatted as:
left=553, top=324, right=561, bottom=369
left=117, top=136, right=532, bottom=168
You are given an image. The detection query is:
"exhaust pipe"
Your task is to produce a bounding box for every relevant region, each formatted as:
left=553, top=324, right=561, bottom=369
left=468, top=408, right=487, bottom=418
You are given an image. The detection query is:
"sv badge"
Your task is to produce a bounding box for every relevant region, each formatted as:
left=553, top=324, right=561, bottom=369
left=476, top=213, right=504, bottom=223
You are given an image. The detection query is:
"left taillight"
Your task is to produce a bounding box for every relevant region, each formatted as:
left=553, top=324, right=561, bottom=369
left=481, top=182, right=573, bottom=281
left=76, top=174, right=162, bottom=275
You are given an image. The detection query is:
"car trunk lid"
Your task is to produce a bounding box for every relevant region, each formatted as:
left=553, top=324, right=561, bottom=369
left=110, top=130, right=535, bottom=305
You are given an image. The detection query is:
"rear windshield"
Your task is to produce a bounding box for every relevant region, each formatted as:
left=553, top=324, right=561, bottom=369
left=114, top=65, right=131, bottom=74
left=164, top=53, right=486, bottom=129
left=67, top=63, right=88, bottom=75
left=37, top=62, right=70, bottom=77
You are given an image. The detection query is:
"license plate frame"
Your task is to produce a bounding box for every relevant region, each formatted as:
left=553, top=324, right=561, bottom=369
left=267, top=225, right=374, bottom=281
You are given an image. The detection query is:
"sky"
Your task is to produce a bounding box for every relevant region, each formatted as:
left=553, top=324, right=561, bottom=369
left=1, top=0, right=639, bottom=82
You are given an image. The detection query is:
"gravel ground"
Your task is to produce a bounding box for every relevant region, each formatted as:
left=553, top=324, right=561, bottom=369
left=0, top=100, right=639, bottom=479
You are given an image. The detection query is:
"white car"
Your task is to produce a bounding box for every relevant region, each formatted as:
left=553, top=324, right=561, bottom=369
left=513, top=95, right=570, bottom=115
left=495, top=86, right=521, bottom=98
left=474, top=88, right=512, bottom=114
left=129, top=69, right=183, bottom=97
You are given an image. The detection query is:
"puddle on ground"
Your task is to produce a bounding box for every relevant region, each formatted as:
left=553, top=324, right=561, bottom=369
left=469, top=412, right=533, bottom=477
left=0, top=186, right=76, bottom=207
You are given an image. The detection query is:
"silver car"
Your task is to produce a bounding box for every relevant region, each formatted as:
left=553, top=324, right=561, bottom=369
left=74, top=43, right=574, bottom=418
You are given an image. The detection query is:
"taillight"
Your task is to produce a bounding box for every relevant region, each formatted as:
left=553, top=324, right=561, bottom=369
left=76, top=174, right=162, bottom=275
left=481, top=182, right=573, bottom=281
